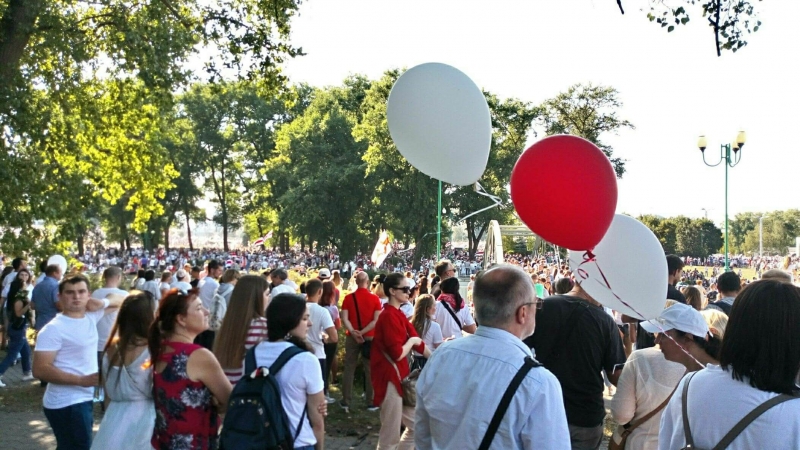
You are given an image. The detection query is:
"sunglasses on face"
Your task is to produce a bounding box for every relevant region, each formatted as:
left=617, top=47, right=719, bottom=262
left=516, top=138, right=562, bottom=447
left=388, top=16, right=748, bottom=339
left=394, top=286, right=411, bottom=294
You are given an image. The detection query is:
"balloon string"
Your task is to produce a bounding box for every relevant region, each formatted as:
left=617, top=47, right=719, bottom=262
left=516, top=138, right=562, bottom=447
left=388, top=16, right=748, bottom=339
left=576, top=251, right=707, bottom=371
left=454, top=182, right=503, bottom=224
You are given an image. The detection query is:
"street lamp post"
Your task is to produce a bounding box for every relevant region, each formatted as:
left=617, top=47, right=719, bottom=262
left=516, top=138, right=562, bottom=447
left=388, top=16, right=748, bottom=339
left=697, top=131, right=747, bottom=272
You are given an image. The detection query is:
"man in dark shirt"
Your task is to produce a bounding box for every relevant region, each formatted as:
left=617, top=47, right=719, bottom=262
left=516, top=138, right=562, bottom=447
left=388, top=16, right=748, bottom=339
left=666, top=254, right=686, bottom=302
left=524, top=283, right=625, bottom=450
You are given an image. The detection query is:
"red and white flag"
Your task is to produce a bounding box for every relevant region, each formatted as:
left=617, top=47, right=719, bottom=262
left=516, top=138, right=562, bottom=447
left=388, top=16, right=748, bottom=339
left=371, top=230, right=392, bottom=268
left=265, top=230, right=273, bottom=239
left=252, top=230, right=273, bottom=247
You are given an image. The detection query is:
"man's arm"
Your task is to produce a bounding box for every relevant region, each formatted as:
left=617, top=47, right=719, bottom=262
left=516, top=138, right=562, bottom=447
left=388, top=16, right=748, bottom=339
left=360, top=309, right=381, bottom=335
left=86, top=294, right=124, bottom=312
left=340, top=309, right=356, bottom=335
left=33, top=351, right=97, bottom=387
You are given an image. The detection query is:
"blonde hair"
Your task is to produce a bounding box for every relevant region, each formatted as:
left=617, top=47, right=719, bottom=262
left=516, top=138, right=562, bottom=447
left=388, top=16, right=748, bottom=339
left=700, top=309, right=728, bottom=340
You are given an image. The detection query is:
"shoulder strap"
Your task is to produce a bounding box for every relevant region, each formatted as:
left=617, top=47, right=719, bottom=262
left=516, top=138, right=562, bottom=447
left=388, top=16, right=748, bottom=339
left=440, top=300, right=462, bottom=330
left=622, top=372, right=687, bottom=437
left=270, top=345, right=305, bottom=375
left=712, top=393, right=799, bottom=450
left=682, top=372, right=698, bottom=448
left=293, top=404, right=308, bottom=443
left=478, top=357, right=540, bottom=450
left=351, top=292, right=363, bottom=329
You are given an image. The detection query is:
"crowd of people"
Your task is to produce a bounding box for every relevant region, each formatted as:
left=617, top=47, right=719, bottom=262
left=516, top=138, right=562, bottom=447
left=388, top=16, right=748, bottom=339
left=0, top=248, right=798, bottom=450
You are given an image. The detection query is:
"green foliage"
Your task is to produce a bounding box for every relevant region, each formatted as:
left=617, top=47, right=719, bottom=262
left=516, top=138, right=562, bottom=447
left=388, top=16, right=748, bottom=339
left=637, top=215, right=723, bottom=257
left=539, top=83, right=634, bottom=178
left=639, top=0, right=761, bottom=56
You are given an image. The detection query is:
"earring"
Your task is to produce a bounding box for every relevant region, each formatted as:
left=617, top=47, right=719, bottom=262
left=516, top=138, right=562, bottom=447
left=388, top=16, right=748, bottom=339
left=284, top=333, right=292, bottom=341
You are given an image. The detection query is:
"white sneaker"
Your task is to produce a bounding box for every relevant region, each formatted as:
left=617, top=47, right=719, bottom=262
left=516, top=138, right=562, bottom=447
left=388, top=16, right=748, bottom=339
left=325, top=396, right=336, bottom=404
left=21, top=373, right=35, bottom=381
left=0, top=377, right=6, bottom=388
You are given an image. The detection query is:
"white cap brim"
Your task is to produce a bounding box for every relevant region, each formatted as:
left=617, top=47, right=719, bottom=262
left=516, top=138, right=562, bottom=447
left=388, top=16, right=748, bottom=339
left=641, top=320, right=673, bottom=334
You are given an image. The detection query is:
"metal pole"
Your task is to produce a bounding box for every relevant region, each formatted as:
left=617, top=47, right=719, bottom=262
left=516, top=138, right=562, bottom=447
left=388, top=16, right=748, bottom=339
left=724, top=145, right=730, bottom=272
left=437, top=180, right=442, bottom=260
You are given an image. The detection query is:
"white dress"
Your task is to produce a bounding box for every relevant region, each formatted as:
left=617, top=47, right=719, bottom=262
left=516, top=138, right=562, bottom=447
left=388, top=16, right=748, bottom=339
left=91, top=348, right=155, bottom=450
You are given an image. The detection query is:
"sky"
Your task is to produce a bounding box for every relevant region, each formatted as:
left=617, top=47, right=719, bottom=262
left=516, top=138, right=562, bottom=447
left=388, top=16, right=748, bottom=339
left=276, top=0, right=800, bottom=227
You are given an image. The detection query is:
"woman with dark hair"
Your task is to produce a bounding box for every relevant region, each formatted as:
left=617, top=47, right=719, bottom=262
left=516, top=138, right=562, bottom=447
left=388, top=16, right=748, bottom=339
left=92, top=293, right=155, bottom=449
left=371, top=273, right=430, bottom=449
left=253, top=294, right=326, bottom=449
left=417, top=276, right=429, bottom=295
left=149, top=289, right=232, bottom=450
left=319, top=280, right=340, bottom=395
left=213, top=275, right=269, bottom=384
left=659, top=280, right=800, bottom=449
left=0, top=269, right=34, bottom=386
left=433, top=277, right=476, bottom=340
left=132, top=269, right=146, bottom=290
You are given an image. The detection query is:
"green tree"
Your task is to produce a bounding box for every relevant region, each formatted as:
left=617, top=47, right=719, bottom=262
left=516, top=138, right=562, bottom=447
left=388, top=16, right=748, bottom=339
left=539, top=84, right=634, bottom=178
left=638, top=215, right=677, bottom=254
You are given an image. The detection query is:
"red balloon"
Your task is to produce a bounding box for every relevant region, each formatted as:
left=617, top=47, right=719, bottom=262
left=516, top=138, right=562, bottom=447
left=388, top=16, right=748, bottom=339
left=510, top=135, right=618, bottom=251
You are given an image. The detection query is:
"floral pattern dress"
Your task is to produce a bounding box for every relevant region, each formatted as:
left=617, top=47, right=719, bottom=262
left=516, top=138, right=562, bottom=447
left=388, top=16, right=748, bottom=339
left=152, top=341, right=220, bottom=450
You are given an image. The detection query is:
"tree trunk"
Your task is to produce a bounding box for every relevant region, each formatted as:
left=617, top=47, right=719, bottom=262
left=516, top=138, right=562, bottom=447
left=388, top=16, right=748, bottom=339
left=164, top=225, right=170, bottom=253
left=185, top=213, right=194, bottom=251
left=77, top=231, right=85, bottom=256
left=300, top=235, right=305, bottom=252
left=0, top=0, right=45, bottom=85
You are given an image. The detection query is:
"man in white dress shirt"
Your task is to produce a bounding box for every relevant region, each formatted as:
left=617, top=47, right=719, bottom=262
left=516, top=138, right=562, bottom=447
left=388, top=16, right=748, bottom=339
left=415, top=264, right=570, bottom=449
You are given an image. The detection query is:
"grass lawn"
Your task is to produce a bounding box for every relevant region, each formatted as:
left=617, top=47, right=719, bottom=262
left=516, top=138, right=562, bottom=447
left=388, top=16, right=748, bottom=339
left=683, top=265, right=758, bottom=282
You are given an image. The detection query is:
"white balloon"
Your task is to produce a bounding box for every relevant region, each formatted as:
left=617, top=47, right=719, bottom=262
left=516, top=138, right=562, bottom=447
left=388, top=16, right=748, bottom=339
left=47, top=255, right=68, bottom=274
left=568, top=214, right=668, bottom=320
left=387, top=63, right=491, bottom=186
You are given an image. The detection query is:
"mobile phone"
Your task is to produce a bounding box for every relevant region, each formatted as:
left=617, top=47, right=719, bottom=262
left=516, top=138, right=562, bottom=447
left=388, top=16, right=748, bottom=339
left=617, top=323, right=630, bottom=338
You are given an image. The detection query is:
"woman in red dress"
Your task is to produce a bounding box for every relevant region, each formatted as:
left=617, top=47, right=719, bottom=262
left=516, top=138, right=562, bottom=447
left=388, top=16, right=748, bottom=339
left=148, top=289, right=232, bottom=450
left=371, top=273, right=431, bottom=449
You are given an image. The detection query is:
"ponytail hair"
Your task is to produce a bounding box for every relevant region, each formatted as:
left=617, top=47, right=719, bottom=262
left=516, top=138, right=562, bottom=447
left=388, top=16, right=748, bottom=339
left=266, top=294, right=311, bottom=352
left=148, top=289, right=197, bottom=365
left=440, top=277, right=464, bottom=311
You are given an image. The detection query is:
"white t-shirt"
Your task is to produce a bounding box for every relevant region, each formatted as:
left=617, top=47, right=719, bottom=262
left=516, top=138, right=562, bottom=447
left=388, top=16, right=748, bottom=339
left=414, top=320, right=443, bottom=356
left=659, top=364, right=800, bottom=450
left=142, top=280, right=161, bottom=304
left=35, top=300, right=109, bottom=409
left=91, top=287, right=129, bottom=352
left=269, top=284, right=295, bottom=298
left=306, top=303, right=334, bottom=359
left=434, top=301, right=475, bottom=339
left=254, top=342, right=324, bottom=448
left=172, top=281, right=192, bottom=292
left=399, top=302, right=414, bottom=319
left=198, top=278, right=219, bottom=310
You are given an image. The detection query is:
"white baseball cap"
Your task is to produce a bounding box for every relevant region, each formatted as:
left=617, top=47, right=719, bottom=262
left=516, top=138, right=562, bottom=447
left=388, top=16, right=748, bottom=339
left=641, top=303, right=710, bottom=338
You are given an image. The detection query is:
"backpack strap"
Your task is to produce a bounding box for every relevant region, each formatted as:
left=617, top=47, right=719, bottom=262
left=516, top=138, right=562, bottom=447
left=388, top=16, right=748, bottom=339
left=620, top=372, right=686, bottom=438
left=269, top=345, right=306, bottom=375
left=681, top=371, right=698, bottom=448
left=711, top=393, right=799, bottom=450
left=478, top=357, right=540, bottom=450
left=440, top=300, right=462, bottom=330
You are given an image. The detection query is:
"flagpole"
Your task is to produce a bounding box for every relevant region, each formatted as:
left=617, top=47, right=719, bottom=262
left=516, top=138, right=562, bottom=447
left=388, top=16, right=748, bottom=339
left=437, top=180, right=442, bottom=260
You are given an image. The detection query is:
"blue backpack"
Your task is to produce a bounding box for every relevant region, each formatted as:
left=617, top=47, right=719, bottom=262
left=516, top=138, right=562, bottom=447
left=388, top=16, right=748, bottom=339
left=219, top=345, right=308, bottom=450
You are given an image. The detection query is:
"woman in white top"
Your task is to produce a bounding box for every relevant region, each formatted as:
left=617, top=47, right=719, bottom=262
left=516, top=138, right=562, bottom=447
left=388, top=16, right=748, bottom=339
left=434, top=277, right=476, bottom=339
left=254, top=293, right=325, bottom=449
left=92, top=293, right=156, bottom=449
left=158, top=271, right=173, bottom=299
left=410, top=294, right=443, bottom=370
left=659, top=280, right=800, bottom=450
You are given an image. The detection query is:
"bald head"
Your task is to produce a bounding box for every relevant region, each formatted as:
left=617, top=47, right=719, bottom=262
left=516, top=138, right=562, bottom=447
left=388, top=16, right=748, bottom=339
left=355, top=271, right=370, bottom=287
left=761, top=269, right=792, bottom=283
left=473, top=264, right=535, bottom=329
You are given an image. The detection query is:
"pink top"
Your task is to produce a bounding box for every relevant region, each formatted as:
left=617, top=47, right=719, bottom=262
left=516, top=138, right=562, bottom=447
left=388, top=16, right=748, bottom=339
left=223, top=317, right=269, bottom=383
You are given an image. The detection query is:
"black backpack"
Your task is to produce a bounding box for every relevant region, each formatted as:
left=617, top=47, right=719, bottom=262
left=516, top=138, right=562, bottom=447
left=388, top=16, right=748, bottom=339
left=219, top=345, right=308, bottom=450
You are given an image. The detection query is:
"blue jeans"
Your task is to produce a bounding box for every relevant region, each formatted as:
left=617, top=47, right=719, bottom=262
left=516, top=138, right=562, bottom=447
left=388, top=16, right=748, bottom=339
left=43, top=401, right=93, bottom=450
left=0, top=325, right=30, bottom=374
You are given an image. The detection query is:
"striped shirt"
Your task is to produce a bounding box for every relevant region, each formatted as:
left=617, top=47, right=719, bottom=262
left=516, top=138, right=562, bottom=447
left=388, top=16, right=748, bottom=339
left=223, top=317, right=269, bottom=383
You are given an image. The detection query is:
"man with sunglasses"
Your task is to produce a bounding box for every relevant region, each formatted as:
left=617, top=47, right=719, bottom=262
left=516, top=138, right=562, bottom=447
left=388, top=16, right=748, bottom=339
left=524, top=282, right=626, bottom=450
left=416, top=264, right=569, bottom=449
left=430, top=259, right=457, bottom=298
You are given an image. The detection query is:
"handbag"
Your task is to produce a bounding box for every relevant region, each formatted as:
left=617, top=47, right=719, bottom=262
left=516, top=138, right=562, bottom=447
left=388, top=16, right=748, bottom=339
left=350, top=291, right=372, bottom=359
left=680, top=372, right=799, bottom=450
left=382, top=350, right=420, bottom=407
left=608, top=373, right=685, bottom=450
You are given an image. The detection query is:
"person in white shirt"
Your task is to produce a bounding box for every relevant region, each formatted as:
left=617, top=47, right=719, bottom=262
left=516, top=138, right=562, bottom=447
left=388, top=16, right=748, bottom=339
left=91, top=266, right=129, bottom=363
left=254, top=294, right=326, bottom=449
left=171, top=269, right=192, bottom=292
left=434, top=277, right=476, bottom=339
left=304, top=279, right=338, bottom=404
left=416, top=265, right=570, bottom=449
left=195, top=260, right=222, bottom=350
left=659, top=280, right=800, bottom=450
left=32, top=274, right=122, bottom=449
left=410, top=294, right=443, bottom=369
left=140, top=270, right=161, bottom=306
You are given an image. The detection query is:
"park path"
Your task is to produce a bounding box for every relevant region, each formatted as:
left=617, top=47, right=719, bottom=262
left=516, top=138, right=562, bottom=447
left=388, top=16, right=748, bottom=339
left=0, top=359, right=377, bottom=450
